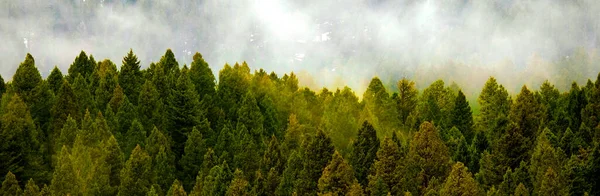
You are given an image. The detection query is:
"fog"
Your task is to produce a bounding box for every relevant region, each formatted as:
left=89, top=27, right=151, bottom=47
left=1, top=0, right=599, bottom=95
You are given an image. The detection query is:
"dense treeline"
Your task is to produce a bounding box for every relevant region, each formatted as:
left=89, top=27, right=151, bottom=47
left=0, top=49, right=599, bottom=195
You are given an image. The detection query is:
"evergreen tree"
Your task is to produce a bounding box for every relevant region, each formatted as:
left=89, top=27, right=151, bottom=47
left=226, top=169, right=250, bottom=196
left=23, top=178, right=40, bottom=196
left=166, top=179, right=187, bottom=196
left=262, top=135, right=284, bottom=174
left=180, top=126, right=207, bottom=191
left=362, top=77, right=399, bottom=137
left=103, top=135, right=124, bottom=191
left=119, top=145, right=153, bottom=196
left=159, top=49, right=179, bottom=74
left=189, top=52, right=216, bottom=101
left=514, top=183, right=529, bottom=196
left=72, top=74, right=94, bottom=116
left=451, top=90, right=474, bottom=141
left=318, top=151, right=356, bottom=195
left=368, top=137, right=401, bottom=195
left=294, top=130, right=334, bottom=196
left=529, top=130, right=560, bottom=194
left=1, top=171, right=22, bottom=196
left=395, top=78, right=418, bottom=125
left=167, top=70, right=204, bottom=157
left=1, top=94, right=45, bottom=183
left=276, top=151, right=302, bottom=196
left=351, top=121, right=380, bottom=186
left=417, top=80, right=456, bottom=130
left=12, top=53, right=42, bottom=105
left=123, top=119, right=146, bottom=159
left=439, top=162, right=480, bottom=196
left=68, top=51, right=96, bottom=81
left=407, top=121, right=451, bottom=193
left=119, top=49, right=143, bottom=104
left=47, top=66, right=64, bottom=94
left=201, top=164, right=232, bottom=196
left=0, top=75, right=5, bottom=100
left=50, top=146, right=78, bottom=196
left=538, top=167, right=566, bottom=195
left=237, top=92, right=265, bottom=140
left=51, top=80, right=79, bottom=133
left=116, top=97, right=137, bottom=139
left=476, top=77, right=511, bottom=141
left=138, top=80, right=164, bottom=131
left=510, top=86, right=541, bottom=143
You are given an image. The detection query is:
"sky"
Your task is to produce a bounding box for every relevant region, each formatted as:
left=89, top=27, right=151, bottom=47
left=1, top=0, right=599, bottom=94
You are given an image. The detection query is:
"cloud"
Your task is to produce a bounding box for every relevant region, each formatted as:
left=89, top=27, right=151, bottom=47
left=0, top=0, right=598, bottom=94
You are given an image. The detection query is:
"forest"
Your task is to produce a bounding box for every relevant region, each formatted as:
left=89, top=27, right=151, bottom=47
left=0, top=49, right=599, bottom=196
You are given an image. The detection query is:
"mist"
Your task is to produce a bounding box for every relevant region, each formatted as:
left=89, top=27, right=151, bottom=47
left=1, top=0, right=599, bottom=95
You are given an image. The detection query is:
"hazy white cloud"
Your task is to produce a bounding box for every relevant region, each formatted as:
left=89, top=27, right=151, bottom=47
left=0, top=0, right=598, bottom=94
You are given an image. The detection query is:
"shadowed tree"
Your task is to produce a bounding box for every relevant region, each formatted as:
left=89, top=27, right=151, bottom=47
left=47, top=66, right=64, bottom=94
left=1, top=171, right=22, bottom=196
left=351, top=121, right=380, bottom=186
left=118, top=145, right=153, bottom=196
left=395, top=78, right=419, bottom=126
left=451, top=90, right=474, bottom=141
left=318, top=151, right=356, bottom=195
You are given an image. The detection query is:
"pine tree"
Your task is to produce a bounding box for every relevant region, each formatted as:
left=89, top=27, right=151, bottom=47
left=529, top=130, right=560, bottom=194
left=189, top=52, right=216, bottom=101
left=1, top=171, right=22, bottom=196
left=236, top=92, right=265, bottom=140
left=12, top=53, right=42, bottom=104
left=395, top=78, right=418, bottom=125
left=476, top=77, right=511, bottom=141
left=166, top=179, right=187, bottom=196
left=72, top=74, right=95, bottom=116
left=119, top=49, right=143, bottom=105
left=417, top=80, right=456, bottom=130
left=514, top=183, right=529, bottom=196
left=50, top=146, right=78, bottom=196
left=295, top=130, right=334, bottom=196
left=262, top=135, right=285, bottom=174
left=23, top=178, right=40, bottom=196
left=0, top=75, right=5, bottom=100
left=276, top=151, right=302, bottom=196
left=116, top=97, right=137, bottom=139
left=439, top=162, right=480, bottom=196
left=538, top=167, right=566, bottom=195
left=202, top=164, right=232, bottom=196
left=103, top=135, right=124, bottom=191
left=109, top=84, right=125, bottom=114
left=351, top=121, right=380, bottom=186
left=226, top=169, right=250, bottom=196
left=159, top=49, right=179, bottom=74
left=138, top=80, right=164, bottom=131
left=119, top=145, right=153, bottom=196
left=407, top=121, right=451, bottom=193
left=167, top=70, right=203, bottom=157
left=51, top=79, right=79, bottom=133
left=362, top=77, right=399, bottom=137
left=1, top=94, right=45, bottom=183
left=123, top=119, right=146, bottom=159
left=368, top=137, right=401, bottom=195
left=180, top=126, right=207, bottom=191
left=318, top=151, right=356, bottom=195
left=510, top=86, right=541, bottom=142
left=68, top=51, right=96, bottom=81
left=47, top=66, right=64, bottom=94
left=451, top=90, right=474, bottom=141
left=146, top=128, right=176, bottom=190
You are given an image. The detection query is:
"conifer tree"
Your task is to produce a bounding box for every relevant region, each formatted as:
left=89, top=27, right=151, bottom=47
left=167, top=70, right=203, bottom=157
left=262, top=135, right=284, bottom=174
left=51, top=80, right=79, bottom=132
left=138, top=80, right=164, bottom=131
left=47, top=66, right=64, bottom=94
left=50, top=146, right=78, bottom=196
left=362, top=77, right=399, bottom=137
left=395, top=78, right=418, bottom=125
left=1, top=171, right=22, bottom=196
left=368, top=137, right=401, bottom=195
left=123, top=119, right=146, bottom=159
left=407, top=121, right=451, bottom=193
left=166, top=179, right=187, bottom=196
left=276, top=151, right=302, bottom=196
left=351, top=121, right=380, bottom=186
left=23, top=178, right=40, bottom=196
left=119, top=49, right=143, bottom=104
left=226, top=169, right=250, bottom=196
left=451, top=90, right=474, bottom=141
left=72, top=74, right=94, bottom=116
left=318, top=151, right=356, bottom=195
left=13, top=53, right=42, bottom=104
left=439, top=162, right=480, bottom=196
left=189, top=52, right=216, bottom=101
left=294, top=130, right=334, bottom=196
left=180, top=126, right=207, bottom=190
left=119, top=145, right=153, bottom=196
